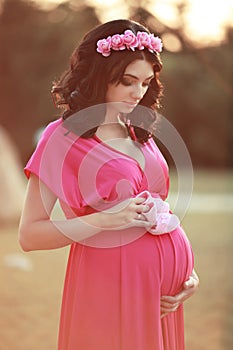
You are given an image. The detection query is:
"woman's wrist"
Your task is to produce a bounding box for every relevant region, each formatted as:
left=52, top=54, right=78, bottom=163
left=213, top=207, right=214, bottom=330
left=93, top=211, right=118, bottom=230
left=79, top=211, right=111, bottom=231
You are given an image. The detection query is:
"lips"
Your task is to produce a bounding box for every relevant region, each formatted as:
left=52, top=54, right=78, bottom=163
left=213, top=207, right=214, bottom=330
left=124, top=101, right=138, bottom=108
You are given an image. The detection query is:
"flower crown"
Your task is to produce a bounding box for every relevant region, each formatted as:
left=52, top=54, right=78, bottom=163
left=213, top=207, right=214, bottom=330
left=96, top=30, right=163, bottom=57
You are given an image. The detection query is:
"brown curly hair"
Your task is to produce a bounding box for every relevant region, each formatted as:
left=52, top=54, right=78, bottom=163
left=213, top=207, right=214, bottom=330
left=52, top=19, right=163, bottom=142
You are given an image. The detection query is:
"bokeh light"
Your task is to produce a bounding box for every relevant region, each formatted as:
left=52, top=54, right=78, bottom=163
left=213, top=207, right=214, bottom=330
left=27, top=0, right=233, bottom=47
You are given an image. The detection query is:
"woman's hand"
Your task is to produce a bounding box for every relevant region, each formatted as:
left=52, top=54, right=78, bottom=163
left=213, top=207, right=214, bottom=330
left=100, top=196, right=152, bottom=230
left=160, top=269, right=199, bottom=318
left=19, top=174, right=153, bottom=251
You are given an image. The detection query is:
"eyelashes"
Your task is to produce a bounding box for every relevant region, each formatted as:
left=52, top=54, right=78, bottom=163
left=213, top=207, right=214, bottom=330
left=120, top=78, right=132, bottom=86
left=121, top=78, right=151, bottom=87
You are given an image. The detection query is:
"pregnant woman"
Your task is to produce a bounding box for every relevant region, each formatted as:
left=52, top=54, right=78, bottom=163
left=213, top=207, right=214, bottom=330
left=19, top=19, right=199, bottom=350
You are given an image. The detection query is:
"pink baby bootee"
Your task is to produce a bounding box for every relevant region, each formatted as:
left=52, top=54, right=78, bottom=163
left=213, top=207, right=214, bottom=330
left=136, top=190, right=180, bottom=234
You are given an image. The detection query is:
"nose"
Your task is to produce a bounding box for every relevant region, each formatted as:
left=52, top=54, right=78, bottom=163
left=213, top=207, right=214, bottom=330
left=131, top=84, right=145, bottom=100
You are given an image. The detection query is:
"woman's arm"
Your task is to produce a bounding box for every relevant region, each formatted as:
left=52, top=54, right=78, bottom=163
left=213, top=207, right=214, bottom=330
left=19, top=174, right=150, bottom=252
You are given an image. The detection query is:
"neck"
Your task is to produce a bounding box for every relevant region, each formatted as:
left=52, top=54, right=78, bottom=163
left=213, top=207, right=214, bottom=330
left=96, top=116, right=129, bottom=140
left=103, top=109, right=120, bottom=123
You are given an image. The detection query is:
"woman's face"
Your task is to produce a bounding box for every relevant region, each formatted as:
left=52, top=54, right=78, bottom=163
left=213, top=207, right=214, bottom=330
left=105, top=59, right=154, bottom=115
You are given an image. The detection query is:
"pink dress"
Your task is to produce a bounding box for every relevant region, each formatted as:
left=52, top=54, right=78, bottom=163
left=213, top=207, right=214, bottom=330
left=25, top=118, right=194, bottom=350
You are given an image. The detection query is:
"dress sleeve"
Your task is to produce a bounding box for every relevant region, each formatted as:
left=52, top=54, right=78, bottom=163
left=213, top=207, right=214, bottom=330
left=24, top=118, right=69, bottom=202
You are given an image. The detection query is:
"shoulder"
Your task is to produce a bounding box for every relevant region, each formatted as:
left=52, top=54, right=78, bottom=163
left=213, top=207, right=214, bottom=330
left=38, top=118, right=97, bottom=158
left=34, top=118, right=69, bottom=151
left=39, top=118, right=63, bottom=141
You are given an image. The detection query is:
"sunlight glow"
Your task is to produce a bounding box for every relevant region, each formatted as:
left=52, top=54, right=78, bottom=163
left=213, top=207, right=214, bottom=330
left=148, top=0, right=233, bottom=45
left=162, top=33, right=182, bottom=52
left=147, top=0, right=182, bottom=29
left=28, top=0, right=233, bottom=46
left=86, top=0, right=129, bottom=22
left=184, top=0, right=233, bottom=45
left=31, top=0, right=61, bottom=10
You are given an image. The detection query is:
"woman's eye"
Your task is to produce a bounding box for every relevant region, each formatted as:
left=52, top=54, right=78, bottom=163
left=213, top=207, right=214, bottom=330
left=121, top=78, right=133, bottom=86
left=121, top=78, right=152, bottom=87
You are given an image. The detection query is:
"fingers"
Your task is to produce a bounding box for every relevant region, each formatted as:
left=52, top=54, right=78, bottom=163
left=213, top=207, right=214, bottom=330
left=136, top=204, right=150, bottom=214
left=183, top=278, right=195, bottom=289
left=160, top=271, right=200, bottom=319
left=134, top=196, right=146, bottom=204
left=161, top=303, right=180, bottom=313
left=133, top=205, right=151, bottom=226
left=130, top=197, right=150, bottom=213
left=184, top=271, right=200, bottom=290
left=110, top=197, right=153, bottom=229
left=160, top=295, right=178, bottom=303
left=160, top=295, right=181, bottom=309
left=135, top=213, right=144, bottom=221
left=160, top=284, right=198, bottom=315
left=162, top=290, right=191, bottom=305
left=160, top=295, right=181, bottom=318
left=131, top=200, right=153, bottom=228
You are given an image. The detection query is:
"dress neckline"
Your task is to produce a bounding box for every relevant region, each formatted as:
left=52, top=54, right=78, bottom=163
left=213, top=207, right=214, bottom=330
left=93, top=134, right=145, bottom=173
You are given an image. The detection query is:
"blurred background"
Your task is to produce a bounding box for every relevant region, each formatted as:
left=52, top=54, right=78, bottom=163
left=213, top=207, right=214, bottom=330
left=0, top=0, right=232, bottom=349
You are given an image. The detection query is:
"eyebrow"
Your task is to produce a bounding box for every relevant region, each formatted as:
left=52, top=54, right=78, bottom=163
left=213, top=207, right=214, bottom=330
left=123, top=73, right=154, bottom=80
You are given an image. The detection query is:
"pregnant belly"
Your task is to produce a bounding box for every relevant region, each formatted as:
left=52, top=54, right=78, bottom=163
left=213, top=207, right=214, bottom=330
left=71, top=225, right=194, bottom=300
left=154, top=226, right=194, bottom=295
left=127, top=226, right=194, bottom=296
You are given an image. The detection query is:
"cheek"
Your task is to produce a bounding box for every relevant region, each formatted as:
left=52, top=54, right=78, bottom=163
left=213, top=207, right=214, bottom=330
left=106, top=87, right=129, bottom=102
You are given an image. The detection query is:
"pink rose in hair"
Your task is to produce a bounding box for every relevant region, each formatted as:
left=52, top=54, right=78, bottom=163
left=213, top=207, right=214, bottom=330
left=137, top=31, right=150, bottom=50
left=96, top=36, right=112, bottom=57
left=111, top=34, right=125, bottom=51
left=123, top=30, right=138, bottom=51
left=148, top=34, right=163, bottom=53
left=96, top=31, right=163, bottom=57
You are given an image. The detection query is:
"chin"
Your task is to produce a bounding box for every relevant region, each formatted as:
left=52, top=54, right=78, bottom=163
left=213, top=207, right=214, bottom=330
left=119, top=102, right=137, bottom=113
left=106, top=102, right=137, bottom=115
